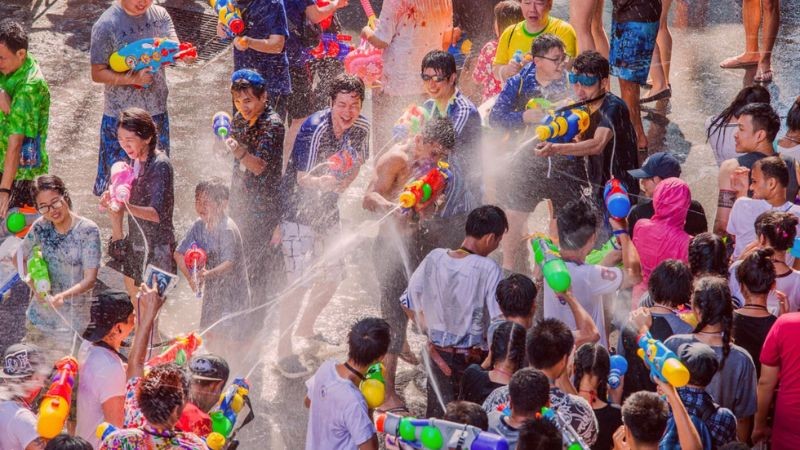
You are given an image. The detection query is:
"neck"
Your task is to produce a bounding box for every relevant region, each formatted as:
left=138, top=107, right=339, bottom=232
left=559, top=248, right=586, bottom=264
left=507, top=410, right=537, bottom=428
left=338, top=360, right=368, bottom=386
left=52, top=212, right=74, bottom=234
left=101, top=334, right=123, bottom=351
left=541, top=366, right=562, bottom=384
left=332, top=121, right=348, bottom=139
left=754, top=143, right=775, bottom=155
left=525, top=17, right=547, bottom=33
left=765, top=190, right=787, bottom=206
left=435, top=90, right=456, bottom=109
left=745, top=295, right=768, bottom=306
left=509, top=316, right=533, bottom=329
left=206, top=214, right=224, bottom=229
left=458, top=238, right=485, bottom=257
left=491, top=361, right=515, bottom=381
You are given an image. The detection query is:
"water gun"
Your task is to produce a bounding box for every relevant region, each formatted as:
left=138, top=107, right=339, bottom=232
left=398, top=162, right=452, bottom=212
left=210, top=377, right=250, bottom=439
left=146, top=332, right=202, bottom=368
left=447, top=33, right=473, bottom=70
left=96, top=423, right=118, bottom=443
left=105, top=161, right=135, bottom=213
left=392, top=104, right=430, bottom=140
left=27, top=245, right=50, bottom=299
left=212, top=111, right=233, bottom=140
left=603, top=178, right=631, bottom=220
left=210, top=0, right=245, bottom=37
left=360, top=362, right=385, bottom=409
left=37, top=356, right=79, bottom=439
left=535, top=108, right=590, bottom=144
left=360, top=0, right=377, bottom=29
left=327, top=149, right=355, bottom=178
left=636, top=332, right=690, bottom=387
left=108, top=38, right=197, bottom=84
left=791, top=237, right=800, bottom=258
left=310, top=33, right=353, bottom=61
left=316, top=0, right=334, bottom=30
left=0, top=205, right=39, bottom=238
left=526, top=97, right=553, bottom=110
left=530, top=236, right=571, bottom=294
left=376, top=412, right=509, bottom=450
left=540, top=407, right=589, bottom=450
left=184, top=243, right=208, bottom=299
left=676, top=304, right=699, bottom=328
left=344, top=40, right=383, bottom=87
left=608, top=355, right=628, bottom=389
left=511, top=50, right=532, bottom=66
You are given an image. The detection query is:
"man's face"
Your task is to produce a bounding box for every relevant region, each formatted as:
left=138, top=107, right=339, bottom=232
left=734, top=114, right=761, bottom=152
left=412, top=135, right=446, bottom=162
left=571, top=72, right=605, bottom=102
left=0, top=43, right=25, bottom=76
left=750, top=166, right=771, bottom=199
left=195, top=192, right=224, bottom=224
left=639, top=176, right=662, bottom=198
left=534, top=47, right=567, bottom=81
left=521, top=0, right=551, bottom=27
left=330, top=92, right=362, bottom=131
left=232, top=89, right=267, bottom=122
left=190, top=380, right=225, bottom=412
left=120, top=0, right=153, bottom=16
left=421, top=68, right=456, bottom=101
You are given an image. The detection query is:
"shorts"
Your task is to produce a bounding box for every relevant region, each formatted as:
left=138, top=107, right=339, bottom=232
left=94, top=113, right=170, bottom=196
left=280, top=221, right=343, bottom=285
left=287, top=65, right=316, bottom=120
left=609, top=21, right=659, bottom=85
left=109, top=238, right=176, bottom=285
left=497, top=154, right=590, bottom=213
left=373, top=229, right=418, bottom=354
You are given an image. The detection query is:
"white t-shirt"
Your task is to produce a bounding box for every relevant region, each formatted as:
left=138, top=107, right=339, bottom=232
left=305, top=359, right=375, bottom=450
left=729, top=260, right=800, bottom=314
left=543, top=262, right=623, bottom=347
left=726, top=198, right=800, bottom=259
left=0, top=401, right=39, bottom=450
left=76, top=343, right=127, bottom=448
left=705, top=116, right=739, bottom=166
left=778, top=142, right=800, bottom=161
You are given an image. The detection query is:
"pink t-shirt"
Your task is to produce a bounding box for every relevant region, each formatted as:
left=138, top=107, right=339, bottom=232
left=760, top=312, right=800, bottom=448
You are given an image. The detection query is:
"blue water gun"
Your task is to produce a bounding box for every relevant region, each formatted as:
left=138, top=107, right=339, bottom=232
left=608, top=354, right=628, bottom=389
left=376, top=412, right=509, bottom=450
left=535, top=108, right=590, bottom=144
left=603, top=178, right=631, bottom=220
left=108, top=38, right=197, bottom=88
left=210, top=377, right=250, bottom=439
left=636, top=332, right=690, bottom=387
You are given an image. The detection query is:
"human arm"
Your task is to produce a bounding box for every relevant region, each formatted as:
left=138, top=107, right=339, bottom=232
left=488, top=75, right=527, bottom=130
left=90, top=64, right=154, bottom=86
left=123, top=203, right=160, bottom=223
left=234, top=34, right=286, bottom=53
left=535, top=126, right=612, bottom=158
left=560, top=289, right=600, bottom=346
left=0, top=88, right=10, bottom=115
left=363, top=151, right=406, bottom=212
left=656, top=380, right=703, bottom=450
left=102, top=396, right=126, bottom=428
left=612, top=219, right=642, bottom=289
left=360, top=26, right=389, bottom=49
left=752, top=364, right=778, bottom=443
left=127, top=281, right=165, bottom=380
left=51, top=268, right=98, bottom=307
left=0, top=134, right=21, bottom=217
left=306, top=0, right=347, bottom=23
left=713, top=159, right=742, bottom=235
left=227, top=137, right=269, bottom=176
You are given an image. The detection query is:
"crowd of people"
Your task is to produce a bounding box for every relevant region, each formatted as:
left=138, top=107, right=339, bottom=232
left=0, top=0, right=798, bottom=449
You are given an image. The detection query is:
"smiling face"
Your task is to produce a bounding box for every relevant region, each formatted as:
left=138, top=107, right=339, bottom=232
left=195, top=191, right=225, bottom=225
left=232, top=88, right=267, bottom=122
left=117, top=127, right=152, bottom=161
left=421, top=68, right=456, bottom=102
left=330, top=91, right=363, bottom=132
left=120, top=0, right=153, bottom=16
left=35, top=189, right=70, bottom=226
left=534, top=47, right=567, bottom=82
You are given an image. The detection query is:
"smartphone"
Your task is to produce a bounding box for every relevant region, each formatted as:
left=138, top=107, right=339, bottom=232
left=143, top=264, right=178, bottom=297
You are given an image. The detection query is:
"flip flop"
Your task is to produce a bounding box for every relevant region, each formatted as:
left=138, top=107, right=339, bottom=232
left=719, top=56, right=758, bottom=69
left=377, top=405, right=411, bottom=415
left=640, top=88, right=671, bottom=104
left=754, top=69, right=773, bottom=84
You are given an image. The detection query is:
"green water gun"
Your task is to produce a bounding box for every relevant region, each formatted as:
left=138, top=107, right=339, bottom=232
left=27, top=245, right=51, bottom=298
left=530, top=236, right=571, bottom=293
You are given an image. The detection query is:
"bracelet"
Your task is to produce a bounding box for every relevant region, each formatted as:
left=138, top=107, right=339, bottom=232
left=0, top=188, right=11, bottom=195
left=612, top=229, right=628, bottom=236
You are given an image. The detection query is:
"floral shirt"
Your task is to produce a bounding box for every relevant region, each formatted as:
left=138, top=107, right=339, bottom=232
left=472, top=40, right=502, bottom=103
left=99, top=425, right=208, bottom=450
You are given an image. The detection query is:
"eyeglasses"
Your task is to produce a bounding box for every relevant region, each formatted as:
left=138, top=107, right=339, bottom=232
left=536, top=54, right=568, bottom=64
left=421, top=73, right=448, bottom=83
left=37, top=197, right=65, bottom=215
left=569, top=72, right=600, bottom=86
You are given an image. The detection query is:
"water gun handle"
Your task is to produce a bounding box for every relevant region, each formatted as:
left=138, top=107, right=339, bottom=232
left=360, top=0, right=376, bottom=28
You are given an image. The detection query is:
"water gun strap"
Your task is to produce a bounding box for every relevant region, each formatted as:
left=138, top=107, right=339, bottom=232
left=226, top=394, right=256, bottom=449
left=552, top=92, right=607, bottom=114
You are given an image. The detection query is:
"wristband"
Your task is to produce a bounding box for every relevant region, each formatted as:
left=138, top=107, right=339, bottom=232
left=0, top=188, right=11, bottom=195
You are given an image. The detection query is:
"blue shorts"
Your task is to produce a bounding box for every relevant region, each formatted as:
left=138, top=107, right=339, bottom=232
left=93, top=113, right=170, bottom=196
left=610, top=21, right=659, bottom=85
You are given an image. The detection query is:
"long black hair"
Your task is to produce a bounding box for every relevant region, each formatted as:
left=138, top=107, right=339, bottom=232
left=691, top=276, right=734, bottom=369
left=572, top=343, right=610, bottom=403
left=490, top=321, right=527, bottom=372
left=707, top=85, right=770, bottom=145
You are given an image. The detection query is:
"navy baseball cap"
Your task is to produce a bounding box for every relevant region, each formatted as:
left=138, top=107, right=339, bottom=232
left=628, top=152, right=682, bottom=179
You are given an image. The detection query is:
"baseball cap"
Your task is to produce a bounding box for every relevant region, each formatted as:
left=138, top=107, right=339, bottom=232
left=678, top=342, right=719, bottom=387
left=188, top=354, right=230, bottom=382
left=1, top=343, right=44, bottom=379
left=231, top=69, right=266, bottom=88
left=82, top=291, right=134, bottom=343
left=628, top=152, right=682, bottom=179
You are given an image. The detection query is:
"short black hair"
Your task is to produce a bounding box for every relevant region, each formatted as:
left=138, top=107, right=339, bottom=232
left=688, top=232, right=729, bottom=278
left=572, top=50, right=609, bottom=80
left=753, top=156, right=789, bottom=188
left=531, top=34, right=565, bottom=58
left=737, top=247, right=776, bottom=295
left=44, top=435, right=93, bottom=450
left=788, top=96, right=800, bottom=132
left=465, top=205, right=509, bottom=239
left=496, top=273, right=537, bottom=318
left=444, top=401, right=489, bottom=431
left=347, top=317, right=391, bottom=366
left=137, top=364, right=189, bottom=426
left=329, top=73, right=365, bottom=103
left=517, top=419, right=562, bottom=450
left=739, top=102, right=781, bottom=142
left=648, top=260, right=693, bottom=307
left=490, top=321, right=527, bottom=370
left=508, top=368, right=550, bottom=415
left=755, top=210, right=799, bottom=251
left=621, top=392, right=669, bottom=444
left=196, top=177, right=230, bottom=203
left=557, top=197, right=597, bottom=250
left=231, top=78, right=267, bottom=99
left=421, top=50, right=457, bottom=78
left=422, top=118, right=456, bottom=151
left=31, top=174, right=73, bottom=210
left=0, top=19, right=28, bottom=53
left=527, top=318, right=575, bottom=370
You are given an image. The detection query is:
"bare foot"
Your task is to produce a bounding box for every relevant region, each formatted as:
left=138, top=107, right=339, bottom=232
left=377, top=392, right=408, bottom=414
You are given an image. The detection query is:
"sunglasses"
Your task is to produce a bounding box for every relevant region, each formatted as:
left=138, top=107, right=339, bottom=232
left=421, top=73, right=449, bottom=83
left=568, top=72, right=600, bottom=86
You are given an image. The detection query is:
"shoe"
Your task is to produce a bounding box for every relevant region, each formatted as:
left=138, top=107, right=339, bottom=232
left=754, top=69, right=773, bottom=84
left=276, top=355, right=312, bottom=379
left=719, top=56, right=758, bottom=69
left=640, top=87, right=671, bottom=104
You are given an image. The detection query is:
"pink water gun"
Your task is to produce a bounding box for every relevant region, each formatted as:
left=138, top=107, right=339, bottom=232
left=106, top=161, right=135, bottom=212
left=344, top=42, right=383, bottom=87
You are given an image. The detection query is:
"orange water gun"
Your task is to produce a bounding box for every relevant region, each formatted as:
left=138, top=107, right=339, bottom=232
left=398, top=162, right=452, bottom=212
left=38, top=356, right=79, bottom=438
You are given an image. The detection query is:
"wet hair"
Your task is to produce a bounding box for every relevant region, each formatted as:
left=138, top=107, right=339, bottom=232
left=118, top=107, right=158, bottom=154
left=788, top=97, right=800, bottom=132
left=527, top=318, right=574, bottom=370
left=557, top=197, right=597, bottom=250
left=648, top=260, right=693, bottom=307
left=517, top=419, right=562, bottom=450
left=753, top=156, right=789, bottom=188
left=737, top=248, right=776, bottom=295
left=231, top=78, right=267, bottom=99
left=421, top=118, right=456, bottom=151
left=572, top=50, right=610, bottom=80
left=496, top=273, right=537, bottom=319
left=347, top=317, right=391, bottom=366
left=531, top=34, right=565, bottom=58
left=490, top=321, right=527, bottom=371
left=572, top=343, right=610, bottom=403
left=421, top=50, right=457, bottom=79
left=465, top=205, right=509, bottom=239
left=137, top=364, right=189, bottom=426
left=707, top=85, right=770, bottom=143
left=621, top=392, right=669, bottom=444
left=31, top=175, right=73, bottom=209
left=196, top=177, right=230, bottom=203
left=44, top=435, right=93, bottom=450
left=444, top=401, right=489, bottom=431
left=329, top=73, right=365, bottom=103
left=688, top=233, right=729, bottom=278
left=755, top=210, right=799, bottom=251
left=494, top=1, right=524, bottom=34
left=739, top=102, right=781, bottom=142
left=508, top=368, right=550, bottom=415
left=0, top=20, right=28, bottom=53
left=691, top=276, right=734, bottom=369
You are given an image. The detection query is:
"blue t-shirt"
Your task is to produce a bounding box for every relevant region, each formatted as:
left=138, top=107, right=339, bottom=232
left=284, top=0, right=316, bottom=67
left=234, top=0, right=291, bottom=95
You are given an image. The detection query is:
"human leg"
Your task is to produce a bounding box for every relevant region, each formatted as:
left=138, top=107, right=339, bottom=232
left=276, top=222, right=315, bottom=364
left=93, top=115, right=126, bottom=196
left=656, top=0, right=672, bottom=86
left=719, top=0, right=761, bottom=68
left=283, top=65, right=315, bottom=173
left=570, top=0, right=598, bottom=53
left=501, top=209, right=530, bottom=272
left=756, top=0, right=780, bottom=82
left=619, top=79, right=647, bottom=150
left=591, top=0, right=610, bottom=58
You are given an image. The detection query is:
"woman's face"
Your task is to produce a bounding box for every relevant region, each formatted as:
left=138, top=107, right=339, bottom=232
left=117, top=127, right=151, bottom=161
left=35, top=189, right=69, bottom=225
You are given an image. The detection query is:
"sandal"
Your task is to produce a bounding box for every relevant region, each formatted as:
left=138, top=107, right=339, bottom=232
left=640, top=87, right=672, bottom=104
left=719, top=56, right=758, bottom=69
left=754, top=69, right=773, bottom=84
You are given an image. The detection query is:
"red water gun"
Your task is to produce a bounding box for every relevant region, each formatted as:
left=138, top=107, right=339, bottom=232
left=38, top=356, right=79, bottom=439
left=310, top=33, right=353, bottom=61
left=398, top=162, right=452, bottom=212
left=184, top=243, right=208, bottom=299
left=147, top=332, right=203, bottom=368
left=327, top=150, right=354, bottom=178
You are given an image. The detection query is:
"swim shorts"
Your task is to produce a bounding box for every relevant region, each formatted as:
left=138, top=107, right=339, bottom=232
left=609, top=21, right=659, bottom=85
left=279, top=221, right=344, bottom=285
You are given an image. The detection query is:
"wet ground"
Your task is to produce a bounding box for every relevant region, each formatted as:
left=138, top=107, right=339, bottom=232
left=1, top=0, right=799, bottom=447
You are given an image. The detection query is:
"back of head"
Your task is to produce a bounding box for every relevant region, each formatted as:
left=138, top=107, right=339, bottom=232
left=421, top=49, right=457, bottom=78
left=692, top=276, right=734, bottom=367
left=137, top=364, right=189, bottom=426
left=196, top=177, right=230, bottom=203
left=557, top=197, right=597, bottom=251
left=517, top=419, right=562, bottom=450
left=755, top=210, right=799, bottom=251
left=496, top=273, right=537, bottom=319
left=44, top=435, right=93, bottom=450
left=465, top=205, right=509, bottom=239
left=622, top=392, right=669, bottom=445
left=788, top=96, right=800, bottom=132
left=753, top=156, right=789, bottom=188
left=526, top=318, right=575, bottom=370
left=572, top=50, right=610, bottom=79
left=444, top=401, right=489, bottom=431
left=736, top=247, right=776, bottom=295
left=0, top=19, right=28, bottom=53
left=572, top=343, right=610, bottom=403
left=739, top=102, right=781, bottom=142
left=422, top=117, right=456, bottom=152
left=508, top=368, right=550, bottom=415
left=648, top=259, right=693, bottom=307
left=494, top=0, right=524, bottom=32
left=678, top=342, right=720, bottom=387
left=348, top=317, right=391, bottom=366
left=490, top=321, right=527, bottom=370
left=688, top=232, right=729, bottom=278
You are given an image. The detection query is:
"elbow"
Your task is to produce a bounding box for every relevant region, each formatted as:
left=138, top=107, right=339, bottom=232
left=372, top=37, right=389, bottom=49
left=275, top=35, right=286, bottom=52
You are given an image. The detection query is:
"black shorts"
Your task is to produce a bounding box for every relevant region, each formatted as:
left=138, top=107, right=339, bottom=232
left=497, top=154, right=589, bottom=213
left=287, top=65, right=315, bottom=120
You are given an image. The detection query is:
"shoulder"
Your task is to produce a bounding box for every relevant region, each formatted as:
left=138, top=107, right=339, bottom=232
left=353, top=115, right=371, bottom=133
left=76, top=217, right=101, bottom=232
left=300, top=110, right=329, bottom=133
left=454, top=92, right=478, bottom=111
left=498, top=23, right=517, bottom=42
left=549, top=16, right=576, bottom=35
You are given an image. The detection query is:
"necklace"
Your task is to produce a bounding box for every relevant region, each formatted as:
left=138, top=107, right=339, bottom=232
left=742, top=304, right=769, bottom=311
left=456, top=246, right=475, bottom=255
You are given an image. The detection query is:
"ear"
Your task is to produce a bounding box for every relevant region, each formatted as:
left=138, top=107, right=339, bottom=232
left=15, top=48, right=26, bottom=59
left=754, top=128, right=768, bottom=143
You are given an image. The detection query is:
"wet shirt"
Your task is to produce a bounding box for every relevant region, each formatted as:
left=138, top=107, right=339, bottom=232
left=459, top=364, right=505, bottom=405
left=0, top=54, right=50, bottom=180
left=90, top=4, right=177, bottom=116
left=612, top=0, right=662, bottom=23
left=129, top=151, right=175, bottom=247
left=0, top=401, right=38, bottom=450
left=663, top=387, right=737, bottom=449
left=235, top=0, right=291, bottom=95
left=284, top=0, right=316, bottom=67
left=22, top=217, right=101, bottom=333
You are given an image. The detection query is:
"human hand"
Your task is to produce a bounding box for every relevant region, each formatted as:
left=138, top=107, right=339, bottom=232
left=751, top=423, right=772, bottom=444
left=776, top=290, right=788, bottom=315
left=225, top=137, right=243, bottom=158
left=612, top=426, right=629, bottom=450
left=199, top=267, right=209, bottom=282
left=129, top=67, right=154, bottom=87
left=653, top=376, right=677, bottom=399
left=504, top=61, right=522, bottom=79
left=534, top=142, right=555, bottom=157
left=183, top=54, right=197, bottom=65
left=49, top=293, right=66, bottom=308
left=0, top=89, right=10, bottom=115
left=317, top=175, right=339, bottom=192
left=233, top=36, right=249, bottom=51
left=609, top=217, right=627, bottom=232
left=730, top=166, right=750, bottom=196
left=138, top=277, right=165, bottom=323
left=629, top=307, right=652, bottom=335
left=216, top=22, right=228, bottom=39
left=360, top=25, right=372, bottom=39
left=270, top=224, right=282, bottom=247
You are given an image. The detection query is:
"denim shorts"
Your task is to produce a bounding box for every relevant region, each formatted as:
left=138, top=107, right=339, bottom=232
left=610, top=21, right=659, bottom=85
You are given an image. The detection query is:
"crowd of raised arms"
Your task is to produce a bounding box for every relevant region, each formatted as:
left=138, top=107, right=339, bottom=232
left=0, top=0, right=798, bottom=449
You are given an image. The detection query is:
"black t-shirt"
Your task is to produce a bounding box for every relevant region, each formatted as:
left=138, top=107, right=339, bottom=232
left=129, top=151, right=174, bottom=246
left=628, top=198, right=708, bottom=237
left=619, top=315, right=678, bottom=400
left=612, top=0, right=662, bottom=23
left=593, top=403, right=622, bottom=450
left=458, top=364, right=505, bottom=406
left=732, top=312, right=777, bottom=377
